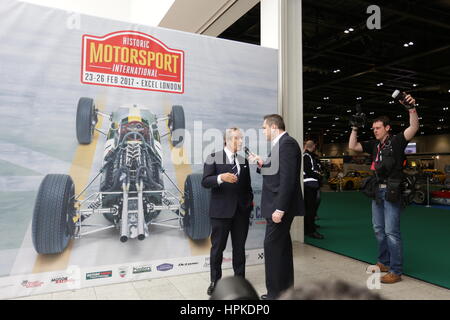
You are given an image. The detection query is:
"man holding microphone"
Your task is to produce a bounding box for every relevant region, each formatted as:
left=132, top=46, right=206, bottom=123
left=248, top=114, right=304, bottom=299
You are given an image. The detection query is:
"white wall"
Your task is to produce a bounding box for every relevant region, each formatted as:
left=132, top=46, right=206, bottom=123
left=20, top=0, right=174, bottom=26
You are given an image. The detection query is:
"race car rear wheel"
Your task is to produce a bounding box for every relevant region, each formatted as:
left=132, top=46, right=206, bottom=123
left=32, top=174, right=76, bottom=254
left=169, top=105, right=185, bottom=147
left=183, top=173, right=211, bottom=240
left=76, top=97, right=96, bottom=144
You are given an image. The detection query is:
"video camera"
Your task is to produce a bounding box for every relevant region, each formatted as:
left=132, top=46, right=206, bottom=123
left=349, top=104, right=367, bottom=128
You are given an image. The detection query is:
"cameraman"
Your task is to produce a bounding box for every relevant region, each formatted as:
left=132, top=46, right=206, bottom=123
left=348, top=92, right=419, bottom=284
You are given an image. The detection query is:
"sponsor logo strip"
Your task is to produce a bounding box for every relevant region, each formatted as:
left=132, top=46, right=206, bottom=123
left=86, top=271, right=113, bottom=280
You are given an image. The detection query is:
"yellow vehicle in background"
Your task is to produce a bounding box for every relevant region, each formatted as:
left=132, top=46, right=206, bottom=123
left=328, top=170, right=373, bottom=190
left=422, top=169, right=446, bottom=184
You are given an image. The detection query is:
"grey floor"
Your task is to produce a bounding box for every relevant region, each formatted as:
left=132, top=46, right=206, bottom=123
left=11, top=242, right=450, bottom=300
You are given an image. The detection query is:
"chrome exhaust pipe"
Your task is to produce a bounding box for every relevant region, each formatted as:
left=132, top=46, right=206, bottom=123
left=137, top=180, right=145, bottom=240
left=120, top=182, right=129, bottom=242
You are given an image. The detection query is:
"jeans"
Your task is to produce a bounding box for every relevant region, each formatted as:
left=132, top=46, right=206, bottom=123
left=371, top=188, right=403, bottom=275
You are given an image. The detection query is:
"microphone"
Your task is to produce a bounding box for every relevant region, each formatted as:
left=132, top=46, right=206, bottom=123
left=244, top=147, right=251, bottom=157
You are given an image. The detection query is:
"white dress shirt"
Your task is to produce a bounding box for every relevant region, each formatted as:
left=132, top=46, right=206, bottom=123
left=272, top=131, right=286, bottom=147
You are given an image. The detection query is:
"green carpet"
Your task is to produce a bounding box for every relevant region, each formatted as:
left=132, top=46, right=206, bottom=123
left=305, top=191, right=450, bottom=289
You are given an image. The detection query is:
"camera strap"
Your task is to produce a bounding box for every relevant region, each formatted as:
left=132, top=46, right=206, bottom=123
left=371, top=136, right=391, bottom=168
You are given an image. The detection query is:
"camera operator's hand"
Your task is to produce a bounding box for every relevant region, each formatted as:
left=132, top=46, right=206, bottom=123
left=399, top=92, right=416, bottom=110
left=349, top=113, right=366, bottom=128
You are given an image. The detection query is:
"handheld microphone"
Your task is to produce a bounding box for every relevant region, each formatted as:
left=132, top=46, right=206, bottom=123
left=244, top=147, right=251, bottom=157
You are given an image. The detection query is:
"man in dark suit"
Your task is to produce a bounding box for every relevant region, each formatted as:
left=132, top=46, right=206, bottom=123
left=202, top=127, right=254, bottom=296
left=248, top=114, right=304, bottom=299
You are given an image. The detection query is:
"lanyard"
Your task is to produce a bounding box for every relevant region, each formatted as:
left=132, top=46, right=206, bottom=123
left=371, top=136, right=390, bottom=170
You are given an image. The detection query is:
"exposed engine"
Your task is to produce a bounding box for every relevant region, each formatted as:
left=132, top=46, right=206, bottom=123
left=100, top=121, right=164, bottom=225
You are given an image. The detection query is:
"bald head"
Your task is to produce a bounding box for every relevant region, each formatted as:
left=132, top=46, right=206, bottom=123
left=305, top=140, right=316, bottom=152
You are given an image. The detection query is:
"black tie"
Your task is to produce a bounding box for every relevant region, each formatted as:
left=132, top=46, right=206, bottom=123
left=232, top=154, right=239, bottom=176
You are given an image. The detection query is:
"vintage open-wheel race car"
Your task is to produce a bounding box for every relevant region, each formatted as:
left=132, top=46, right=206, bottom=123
left=32, top=97, right=211, bottom=254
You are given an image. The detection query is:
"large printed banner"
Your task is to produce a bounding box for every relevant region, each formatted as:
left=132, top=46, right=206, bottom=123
left=0, top=0, right=277, bottom=299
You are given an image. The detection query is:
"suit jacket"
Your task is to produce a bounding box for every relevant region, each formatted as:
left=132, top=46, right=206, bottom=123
left=258, top=133, right=304, bottom=218
left=202, top=150, right=254, bottom=218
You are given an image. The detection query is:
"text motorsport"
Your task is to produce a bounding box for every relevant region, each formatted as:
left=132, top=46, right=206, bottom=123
left=81, top=31, right=184, bottom=94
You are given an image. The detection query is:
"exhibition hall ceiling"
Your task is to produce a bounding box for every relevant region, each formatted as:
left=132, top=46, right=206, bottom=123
left=218, top=0, right=450, bottom=144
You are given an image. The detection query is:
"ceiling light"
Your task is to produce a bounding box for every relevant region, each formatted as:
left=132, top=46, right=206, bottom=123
left=333, top=69, right=341, bottom=73
left=409, top=41, right=414, bottom=45
left=323, top=97, right=329, bottom=100
left=413, top=83, right=418, bottom=87
left=324, top=133, right=327, bottom=136
left=344, top=30, right=350, bottom=34
left=335, top=117, right=339, bottom=120
left=331, top=140, right=335, bottom=142
left=313, top=116, right=318, bottom=118
left=389, top=101, right=394, bottom=104
left=397, top=115, right=402, bottom=118
left=332, top=124, right=336, bottom=127
left=326, top=129, right=330, bottom=132
left=377, top=82, right=383, bottom=86
left=421, top=132, right=425, bottom=135
left=437, top=127, right=442, bottom=130
left=420, top=124, right=424, bottom=127
left=419, top=117, right=423, bottom=120
left=404, top=43, right=409, bottom=47
left=308, top=128, right=311, bottom=130
left=356, top=97, right=362, bottom=100
left=369, top=111, right=375, bottom=115
left=316, top=106, right=321, bottom=110
left=348, top=28, right=354, bottom=32
left=401, top=123, right=405, bottom=127
left=443, top=107, right=449, bottom=111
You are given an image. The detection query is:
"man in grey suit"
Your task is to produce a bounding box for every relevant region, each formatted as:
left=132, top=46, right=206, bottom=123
left=248, top=114, right=304, bottom=299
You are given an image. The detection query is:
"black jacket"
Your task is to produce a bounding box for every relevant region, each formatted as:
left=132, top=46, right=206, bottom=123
left=202, top=150, right=253, bottom=218
left=258, top=133, right=305, bottom=218
left=303, top=150, right=322, bottom=183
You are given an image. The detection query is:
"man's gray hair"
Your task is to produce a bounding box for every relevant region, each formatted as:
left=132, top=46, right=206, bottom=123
left=223, top=127, right=241, bottom=145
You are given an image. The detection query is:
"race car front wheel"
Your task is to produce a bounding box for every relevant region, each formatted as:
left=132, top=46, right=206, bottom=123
left=183, top=173, right=211, bottom=240
left=32, top=174, right=76, bottom=254
left=169, top=105, right=185, bottom=147
left=76, top=97, right=96, bottom=144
